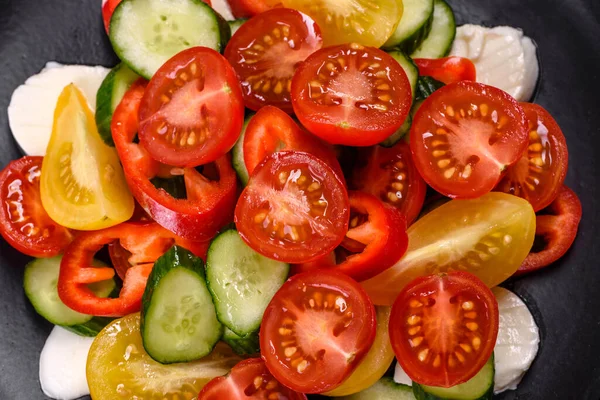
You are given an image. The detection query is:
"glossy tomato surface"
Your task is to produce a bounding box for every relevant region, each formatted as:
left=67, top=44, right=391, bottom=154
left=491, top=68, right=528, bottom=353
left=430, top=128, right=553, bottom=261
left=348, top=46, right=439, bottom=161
left=228, top=0, right=271, bottom=18
left=413, top=57, right=477, bottom=85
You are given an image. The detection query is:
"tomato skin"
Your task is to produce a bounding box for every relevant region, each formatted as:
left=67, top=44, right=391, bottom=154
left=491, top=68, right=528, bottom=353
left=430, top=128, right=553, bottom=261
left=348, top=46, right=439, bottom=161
left=516, top=185, right=582, bottom=275
left=389, top=271, right=499, bottom=388
left=101, top=0, right=122, bottom=33
left=413, top=57, right=477, bottom=85
left=138, top=47, right=245, bottom=168
left=410, top=81, right=529, bottom=199
left=0, top=156, right=72, bottom=258
left=291, top=43, right=412, bottom=147
left=228, top=0, right=272, bottom=18
left=260, top=270, right=376, bottom=394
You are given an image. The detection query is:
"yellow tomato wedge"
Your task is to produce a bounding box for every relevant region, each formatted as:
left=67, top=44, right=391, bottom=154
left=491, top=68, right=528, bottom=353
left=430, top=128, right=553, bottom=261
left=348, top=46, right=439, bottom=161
left=40, top=84, right=133, bottom=230
left=277, top=0, right=404, bottom=47
left=326, top=306, right=395, bottom=396
left=362, top=193, right=536, bottom=306
left=87, top=313, right=242, bottom=399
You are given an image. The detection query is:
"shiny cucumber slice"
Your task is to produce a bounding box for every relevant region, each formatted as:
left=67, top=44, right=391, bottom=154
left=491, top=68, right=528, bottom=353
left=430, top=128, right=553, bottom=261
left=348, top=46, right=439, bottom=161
left=338, top=377, right=416, bottom=399
left=411, top=0, right=456, bottom=59
left=231, top=113, right=255, bottom=186
left=384, top=0, right=434, bottom=53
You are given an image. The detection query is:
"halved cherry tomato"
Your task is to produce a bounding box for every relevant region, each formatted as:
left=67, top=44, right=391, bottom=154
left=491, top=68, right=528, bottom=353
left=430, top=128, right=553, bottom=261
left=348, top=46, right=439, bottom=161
left=138, top=47, right=244, bottom=167
left=228, top=0, right=272, bottom=18
left=260, top=270, right=376, bottom=393
left=101, top=0, right=122, bottom=33
left=243, top=105, right=344, bottom=181
left=361, top=193, right=536, bottom=306
left=352, top=142, right=427, bottom=225
left=0, top=156, right=72, bottom=258
left=292, top=43, right=412, bottom=147
left=235, top=151, right=349, bottom=264
left=199, top=358, right=307, bottom=399
left=517, top=185, right=582, bottom=275
left=113, top=80, right=237, bottom=241
left=389, top=271, right=499, bottom=388
left=413, top=57, right=477, bottom=85
left=410, top=81, right=529, bottom=199
left=224, top=8, right=322, bottom=112
left=293, top=191, right=408, bottom=281
left=496, top=103, right=569, bottom=211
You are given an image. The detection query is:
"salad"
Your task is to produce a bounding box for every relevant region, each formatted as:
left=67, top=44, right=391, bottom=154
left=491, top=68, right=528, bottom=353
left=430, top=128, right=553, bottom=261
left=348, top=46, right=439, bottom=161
left=0, top=0, right=583, bottom=399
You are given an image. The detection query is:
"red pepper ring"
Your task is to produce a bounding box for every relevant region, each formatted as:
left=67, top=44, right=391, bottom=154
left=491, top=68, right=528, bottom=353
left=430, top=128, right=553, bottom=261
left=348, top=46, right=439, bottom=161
left=111, top=80, right=238, bottom=241
left=293, top=191, right=409, bottom=282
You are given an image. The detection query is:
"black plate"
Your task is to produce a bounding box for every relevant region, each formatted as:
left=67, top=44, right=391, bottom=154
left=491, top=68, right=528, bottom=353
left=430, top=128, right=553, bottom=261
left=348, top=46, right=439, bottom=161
left=0, top=0, right=599, bottom=399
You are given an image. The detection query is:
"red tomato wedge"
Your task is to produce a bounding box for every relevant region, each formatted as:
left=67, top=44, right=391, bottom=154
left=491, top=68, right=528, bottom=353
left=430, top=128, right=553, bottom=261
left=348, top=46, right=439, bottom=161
left=291, top=43, right=412, bottom=147
left=260, top=270, right=376, bottom=393
left=389, top=271, right=499, bottom=388
left=102, top=0, right=122, bottom=33
left=243, top=105, right=343, bottom=180
left=113, top=80, right=237, bottom=241
left=293, top=191, right=408, bottom=282
left=0, top=156, right=72, bottom=258
left=235, top=151, right=349, bottom=264
left=410, top=81, right=529, bottom=199
left=413, top=57, right=477, bottom=85
left=352, top=142, right=427, bottom=225
left=496, top=103, right=569, bottom=211
left=225, top=8, right=322, bottom=112
left=138, top=47, right=244, bottom=167
left=199, top=358, right=307, bottom=399
left=517, top=185, right=582, bottom=275
left=228, top=0, right=272, bottom=18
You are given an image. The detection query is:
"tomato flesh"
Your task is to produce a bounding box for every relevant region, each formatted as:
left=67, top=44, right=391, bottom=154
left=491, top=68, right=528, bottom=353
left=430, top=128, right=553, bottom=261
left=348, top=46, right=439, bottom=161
left=225, top=8, right=322, bottom=112
left=389, top=271, right=499, bottom=388
left=235, top=151, right=349, bottom=264
left=139, top=47, right=244, bottom=167
left=260, top=270, right=376, bottom=393
left=228, top=0, right=272, bottom=18
left=413, top=57, right=477, bottom=85
left=410, top=81, right=529, bottom=199
left=292, top=43, right=412, bottom=147
left=496, top=103, right=569, bottom=211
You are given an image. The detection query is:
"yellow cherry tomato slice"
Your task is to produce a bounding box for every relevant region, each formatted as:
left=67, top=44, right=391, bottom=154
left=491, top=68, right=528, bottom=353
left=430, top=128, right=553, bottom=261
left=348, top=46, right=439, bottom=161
left=325, top=306, right=395, bottom=397
left=87, top=313, right=242, bottom=399
left=361, top=193, right=536, bottom=306
left=41, top=84, right=133, bottom=230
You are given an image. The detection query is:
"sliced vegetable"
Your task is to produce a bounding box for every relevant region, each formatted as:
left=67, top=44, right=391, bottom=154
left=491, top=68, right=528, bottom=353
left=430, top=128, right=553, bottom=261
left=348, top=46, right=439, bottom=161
left=227, top=19, right=246, bottom=36
left=414, top=57, right=476, bottom=84
left=339, top=377, right=416, bottom=400
left=411, top=0, right=456, bottom=59
left=102, top=0, right=122, bottom=33
left=222, top=328, right=260, bottom=356
left=231, top=113, right=254, bottom=185
left=415, top=76, right=445, bottom=101
left=384, top=0, right=434, bottom=53
left=228, top=0, right=272, bottom=18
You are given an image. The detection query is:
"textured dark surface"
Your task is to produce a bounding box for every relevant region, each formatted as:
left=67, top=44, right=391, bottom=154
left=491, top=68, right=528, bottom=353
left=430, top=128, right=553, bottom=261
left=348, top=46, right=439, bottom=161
left=0, top=0, right=599, bottom=399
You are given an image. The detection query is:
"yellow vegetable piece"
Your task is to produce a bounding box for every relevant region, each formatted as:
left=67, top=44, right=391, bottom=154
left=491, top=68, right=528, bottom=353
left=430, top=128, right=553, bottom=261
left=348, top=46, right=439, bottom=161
left=40, top=84, right=133, bottom=230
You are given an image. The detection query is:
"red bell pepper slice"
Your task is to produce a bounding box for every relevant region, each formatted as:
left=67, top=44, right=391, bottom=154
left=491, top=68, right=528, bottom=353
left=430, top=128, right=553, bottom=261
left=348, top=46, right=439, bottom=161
left=413, top=56, right=477, bottom=85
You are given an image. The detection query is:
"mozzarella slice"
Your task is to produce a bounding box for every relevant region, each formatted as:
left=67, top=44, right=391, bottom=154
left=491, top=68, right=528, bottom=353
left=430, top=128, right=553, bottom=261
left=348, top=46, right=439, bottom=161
left=39, top=326, right=94, bottom=400
left=7, top=62, right=110, bottom=156
left=450, top=24, right=539, bottom=102
left=393, top=361, right=413, bottom=386
left=211, top=0, right=235, bottom=21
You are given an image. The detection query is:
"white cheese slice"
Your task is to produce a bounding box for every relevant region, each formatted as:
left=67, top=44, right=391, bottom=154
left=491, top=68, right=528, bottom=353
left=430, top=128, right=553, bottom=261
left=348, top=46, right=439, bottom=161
left=211, top=0, right=235, bottom=21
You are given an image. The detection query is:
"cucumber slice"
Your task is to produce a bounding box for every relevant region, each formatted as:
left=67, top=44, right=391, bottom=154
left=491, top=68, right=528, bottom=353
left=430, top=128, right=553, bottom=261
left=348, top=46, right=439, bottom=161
left=415, top=76, right=445, bottom=101
left=141, top=246, right=223, bottom=364
left=413, top=357, right=494, bottom=400
left=384, top=0, right=434, bottom=53
left=231, top=113, right=254, bottom=186
left=95, top=63, right=139, bottom=146
left=109, top=0, right=231, bottom=79
left=339, top=377, right=416, bottom=400
left=411, top=0, right=456, bottom=59
left=228, top=19, right=246, bottom=36
left=23, top=256, right=116, bottom=334
left=206, top=230, right=289, bottom=336
left=222, top=327, right=260, bottom=356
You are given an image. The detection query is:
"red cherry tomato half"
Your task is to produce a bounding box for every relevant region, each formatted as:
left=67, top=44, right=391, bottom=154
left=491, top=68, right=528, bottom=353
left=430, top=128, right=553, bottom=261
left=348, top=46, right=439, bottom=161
left=413, top=57, right=477, bottom=85
left=101, top=0, right=122, bottom=33
left=496, top=103, right=569, bottom=211
left=516, top=185, right=582, bottom=275
left=291, top=43, right=412, bottom=147
left=260, top=270, right=376, bottom=393
left=235, top=151, right=349, bottom=264
left=138, top=47, right=244, bottom=167
left=225, top=8, right=323, bottom=112
left=228, top=0, right=273, bottom=18
left=389, top=271, right=499, bottom=388
left=198, top=358, right=307, bottom=399
left=0, top=156, right=72, bottom=258
left=410, top=81, right=529, bottom=199
left=352, top=142, right=427, bottom=225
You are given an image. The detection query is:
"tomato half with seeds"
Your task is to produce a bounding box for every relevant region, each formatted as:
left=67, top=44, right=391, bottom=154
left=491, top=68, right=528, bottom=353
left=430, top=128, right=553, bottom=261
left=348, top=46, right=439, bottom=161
left=496, top=103, right=568, bottom=211
left=389, top=271, right=499, bottom=388
left=410, top=81, right=529, bottom=199
left=199, top=358, right=307, bottom=399
left=235, top=151, right=349, bottom=264
left=352, top=142, right=427, bottom=225
left=260, top=270, right=376, bottom=393
left=225, top=8, right=322, bottom=112
left=138, top=47, right=244, bottom=167
left=0, top=156, right=72, bottom=258
left=292, top=43, right=412, bottom=147
left=413, top=57, right=477, bottom=85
